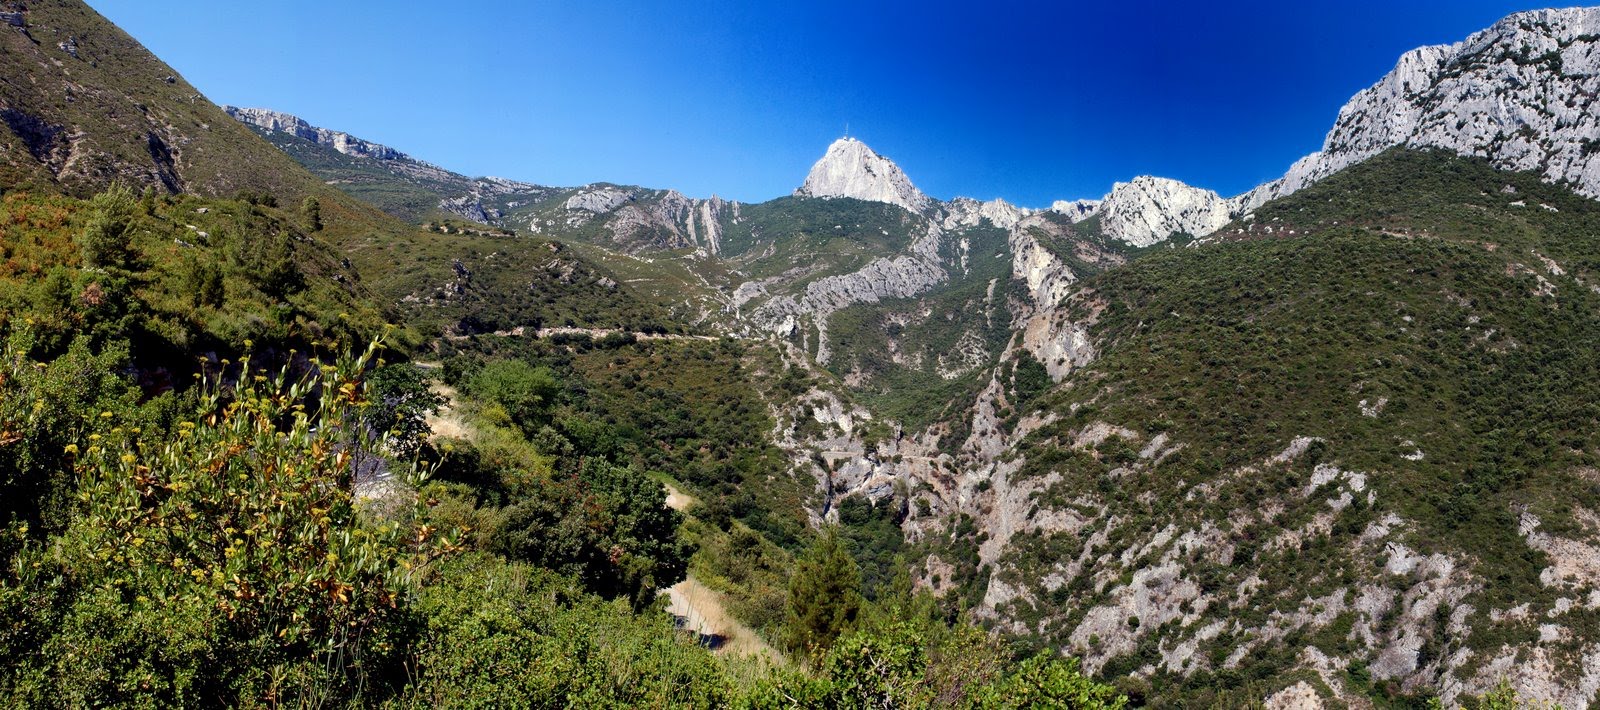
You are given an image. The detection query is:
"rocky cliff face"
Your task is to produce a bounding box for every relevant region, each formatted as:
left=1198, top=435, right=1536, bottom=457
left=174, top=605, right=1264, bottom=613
left=1050, top=199, right=1101, bottom=222
left=226, top=107, right=415, bottom=164
left=796, top=137, right=934, bottom=214
left=1032, top=8, right=1600, bottom=245
left=1236, top=7, right=1600, bottom=213
left=749, top=221, right=950, bottom=362
left=531, top=184, right=738, bottom=254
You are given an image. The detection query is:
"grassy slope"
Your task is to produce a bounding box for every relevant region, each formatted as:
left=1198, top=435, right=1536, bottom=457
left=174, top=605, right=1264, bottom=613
left=0, top=2, right=671, bottom=343
left=0, top=1, right=330, bottom=201
left=242, top=125, right=477, bottom=224
left=719, top=196, right=921, bottom=281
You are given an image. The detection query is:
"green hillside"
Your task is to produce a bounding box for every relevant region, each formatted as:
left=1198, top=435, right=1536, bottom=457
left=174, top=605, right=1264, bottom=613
left=972, top=149, right=1600, bottom=705
left=0, top=1, right=326, bottom=201
left=6, top=0, right=1597, bottom=706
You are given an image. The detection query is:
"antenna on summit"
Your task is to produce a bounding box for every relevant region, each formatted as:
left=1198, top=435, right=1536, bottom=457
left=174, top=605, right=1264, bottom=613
left=844, top=122, right=850, bottom=138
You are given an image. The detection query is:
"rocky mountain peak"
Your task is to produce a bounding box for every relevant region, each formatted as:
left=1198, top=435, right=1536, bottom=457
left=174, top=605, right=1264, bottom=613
left=795, top=137, right=933, bottom=214
left=942, top=196, right=1033, bottom=230
left=1236, top=6, right=1600, bottom=212
left=1049, top=199, right=1100, bottom=223
left=1094, top=176, right=1233, bottom=247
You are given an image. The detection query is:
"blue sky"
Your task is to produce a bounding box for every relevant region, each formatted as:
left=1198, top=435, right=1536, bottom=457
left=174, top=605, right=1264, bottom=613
left=92, top=1, right=1555, bottom=206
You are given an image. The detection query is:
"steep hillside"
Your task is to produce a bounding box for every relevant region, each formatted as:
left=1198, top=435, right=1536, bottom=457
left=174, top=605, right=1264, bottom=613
left=0, top=1, right=327, bottom=200
left=917, top=150, right=1600, bottom=706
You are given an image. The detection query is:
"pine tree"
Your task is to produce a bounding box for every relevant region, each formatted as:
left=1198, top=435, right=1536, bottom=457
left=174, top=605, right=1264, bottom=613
left=78, top=183, right=138, bottom=269
left=783, top=525, right=862, bottom=660
left=301, top=195, right=322, bottom=231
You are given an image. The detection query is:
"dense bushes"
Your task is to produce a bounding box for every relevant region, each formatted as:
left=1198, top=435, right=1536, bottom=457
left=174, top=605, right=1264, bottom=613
left=751, top=618, right=1126, bottom=709
left=1, top=340, right=455, bottom=705
left=783, top=526, right=863, bottom=659
left=491, top=458, right=688, bottom=609
left=399, top=553, right=731, bottom=708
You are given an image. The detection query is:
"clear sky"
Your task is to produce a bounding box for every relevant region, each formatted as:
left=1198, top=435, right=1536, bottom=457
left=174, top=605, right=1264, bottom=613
left=90, top=1, right=1557, bottom=206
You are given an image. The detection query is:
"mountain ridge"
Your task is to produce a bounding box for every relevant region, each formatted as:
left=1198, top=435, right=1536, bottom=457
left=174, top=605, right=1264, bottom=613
left=218, top=6, right=1600, bottom=250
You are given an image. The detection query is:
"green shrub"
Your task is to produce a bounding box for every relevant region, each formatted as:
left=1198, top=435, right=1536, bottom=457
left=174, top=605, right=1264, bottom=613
left=1, top=339, right=458, bottom=705
left=399, top=553, right=731, bottom=708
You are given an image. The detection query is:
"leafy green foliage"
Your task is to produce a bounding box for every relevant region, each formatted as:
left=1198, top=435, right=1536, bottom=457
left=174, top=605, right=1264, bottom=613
left=784, top=526, right=863, bottom=659
left=0, top=331, right=146, bottom=537
left=835, top=494, right=906, bottom=601
left=467, top=359, right=560, bottom=433
left=401, top=553, right=731, bottom=708
left=966, top=655, right=1128, bottom=709
left=747, top=616, right=1122, bottom=709
left=76, top=182, right=138, bottom=269
left=442, top=337, right=808, bottom=548
left=1, top=339, right=459, bottom=705
left=302, top=195, right=323, bottom=232
left=491, top=458, right=688, bottom=609
left=684, top=519, right=794, bottom=639
left=363, top=363, right=445, bottom=458
left=0, top=188, right=383, bottom=371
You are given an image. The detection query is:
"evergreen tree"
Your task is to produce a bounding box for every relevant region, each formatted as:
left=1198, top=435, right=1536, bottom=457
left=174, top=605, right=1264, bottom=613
left=301, top=195, right=322, bottom=231
left=783, top=525, right=862, bottom=660
left=77, top=183, right=138, bottom=269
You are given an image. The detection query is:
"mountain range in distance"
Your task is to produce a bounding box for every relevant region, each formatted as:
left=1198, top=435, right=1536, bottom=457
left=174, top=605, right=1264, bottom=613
left=8, top=1, right=1600, bottom=706
left=226, top=6, right=1600, bottom=252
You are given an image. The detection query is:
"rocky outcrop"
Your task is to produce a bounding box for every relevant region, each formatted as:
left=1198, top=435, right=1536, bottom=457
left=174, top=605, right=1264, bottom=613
left=552, top=185, right=738, bottom=253
left=942, top=196, right=1032, bottom=230
left=750, top=222, right=949, bottom=362
left=1095, top=176, right=1232, bottom=247
left=1050, top=199, right=1100, bottom=222
left=1009, top=215, right=1078, bottom=308
left=1236, top=8, right=1600, bottom=213
left=688, top=196, right=732, bottom=254
left=1015, top=8, right=1600, bottom=244
left=796, top=137, right=933, bottom=214
left=564, top=185, right=637, bottom=214
left=226, top=106, right=415, bottom=164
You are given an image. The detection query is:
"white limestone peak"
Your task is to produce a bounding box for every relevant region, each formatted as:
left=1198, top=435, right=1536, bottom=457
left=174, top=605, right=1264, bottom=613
left=796, top=137, right=933, bottom=214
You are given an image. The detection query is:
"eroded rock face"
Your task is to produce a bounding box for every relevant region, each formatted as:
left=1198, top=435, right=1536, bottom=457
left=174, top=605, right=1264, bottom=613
left=553, top=185, right=738, bottom=253
left=796, top=137, right=933, bottom=214
left=1009, top=214, right=1078, bottom=308
left=1050, top=199, right=1101, bottom=223
left=1022, top=8, right=1600, bottom=245
left=1236, top=7, right=1600, bottom=213
left=564, top=186, right=636, bottom=214
left=750, top=222, right=950, bottom=362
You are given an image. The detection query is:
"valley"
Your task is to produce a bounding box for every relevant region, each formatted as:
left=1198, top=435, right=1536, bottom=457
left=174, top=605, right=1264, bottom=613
left=4, top=1, right=1600, bottom=707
